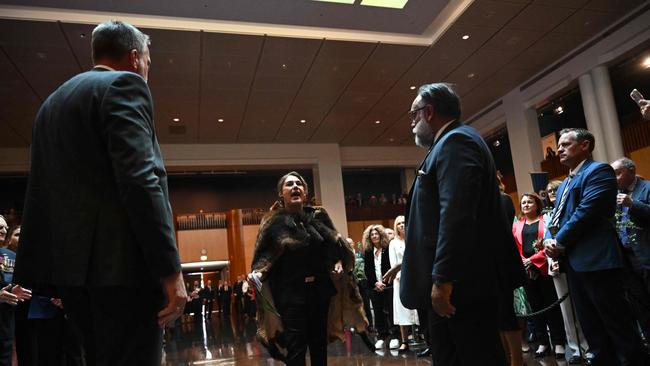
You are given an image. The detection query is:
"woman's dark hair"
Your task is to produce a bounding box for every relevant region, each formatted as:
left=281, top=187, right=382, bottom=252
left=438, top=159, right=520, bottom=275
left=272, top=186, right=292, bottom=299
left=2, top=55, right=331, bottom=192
left=362, top=224, right=389, bottom=252
left=520, top=193, right=543, bottom=217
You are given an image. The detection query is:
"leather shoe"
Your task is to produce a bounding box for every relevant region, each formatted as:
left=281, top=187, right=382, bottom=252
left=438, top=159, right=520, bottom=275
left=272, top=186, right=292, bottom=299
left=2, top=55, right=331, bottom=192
left=568, top=355, right=583, bottom=364
left=417, top=348, right=431, bottom=358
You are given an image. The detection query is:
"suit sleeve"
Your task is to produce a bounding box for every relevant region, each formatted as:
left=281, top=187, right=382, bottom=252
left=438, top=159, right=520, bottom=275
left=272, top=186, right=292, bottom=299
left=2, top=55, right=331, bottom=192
left=431, top=133, right=484, bottom=284
left=629, top=184, right=650, bottom=228
left=555, top=164, right=617, bottom=249
left=99, top=72, right=181, bottom=280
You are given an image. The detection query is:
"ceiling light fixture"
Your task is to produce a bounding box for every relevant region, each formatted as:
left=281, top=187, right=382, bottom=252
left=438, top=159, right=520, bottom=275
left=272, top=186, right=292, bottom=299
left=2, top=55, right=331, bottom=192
left=493, top=140, right=500, bottom=147
left=554, top=106, right=564, bottom=115
left=375, top=120, right=381, bottom=124
left=467, top=73, right=475, bottom=79
left=643, top=56, right=650, bottom=69
left=312, top=0, right=355, bottom=3
left=217, top=118, right=224, bottom=123
left=409, top=85, right=416, bottom=90
left=172, top=117, right=181, bottom=122
left=360, top=0, right=409, bottom=8
left=300, top=119, right=307, bottom=124
left=462, top=34, right=470, bottom=40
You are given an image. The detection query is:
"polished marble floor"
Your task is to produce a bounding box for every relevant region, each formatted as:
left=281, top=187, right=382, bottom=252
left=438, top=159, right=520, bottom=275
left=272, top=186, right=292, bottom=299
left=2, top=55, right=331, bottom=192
left=162, top=311, right=571, bottom=366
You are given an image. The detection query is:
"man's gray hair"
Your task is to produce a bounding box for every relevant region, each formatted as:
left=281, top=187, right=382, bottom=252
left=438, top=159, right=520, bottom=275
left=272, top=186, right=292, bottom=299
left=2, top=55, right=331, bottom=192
left=612, top=157, right=636, bottom=170
left=91, top=20, right=150, bottom=63
left=417, top=83, right=461, bottom=120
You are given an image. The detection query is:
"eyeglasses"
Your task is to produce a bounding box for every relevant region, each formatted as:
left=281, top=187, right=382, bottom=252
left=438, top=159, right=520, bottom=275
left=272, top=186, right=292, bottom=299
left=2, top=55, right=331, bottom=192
left=408, top=105, right=428, bottom=122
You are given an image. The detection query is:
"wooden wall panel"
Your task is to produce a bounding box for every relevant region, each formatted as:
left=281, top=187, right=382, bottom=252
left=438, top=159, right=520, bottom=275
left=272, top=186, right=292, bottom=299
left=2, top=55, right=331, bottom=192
left=177, top=229, right=228, bottom=263
left=631, top=146, right=650, bottom=179
left=243, top=224, right=260, bottom=273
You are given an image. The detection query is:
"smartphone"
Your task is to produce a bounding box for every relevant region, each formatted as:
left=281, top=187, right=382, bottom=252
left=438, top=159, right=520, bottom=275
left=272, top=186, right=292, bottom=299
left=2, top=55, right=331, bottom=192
left=630, top=89, right=644, bottom=105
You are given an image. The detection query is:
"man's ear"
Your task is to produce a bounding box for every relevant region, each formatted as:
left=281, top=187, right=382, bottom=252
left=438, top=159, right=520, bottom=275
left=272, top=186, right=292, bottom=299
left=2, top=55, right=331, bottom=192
left=129, top=49, right=139, bottom=71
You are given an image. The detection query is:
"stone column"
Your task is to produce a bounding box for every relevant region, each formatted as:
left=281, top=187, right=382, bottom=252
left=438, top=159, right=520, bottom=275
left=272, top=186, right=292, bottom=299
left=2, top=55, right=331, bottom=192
left=578, top=73, right=609, bottom=163
left=503, top=90, right=543, bottom=195
left=316, top=146, right=348, bottom=237
left=591, top=65, right=625, bottom=161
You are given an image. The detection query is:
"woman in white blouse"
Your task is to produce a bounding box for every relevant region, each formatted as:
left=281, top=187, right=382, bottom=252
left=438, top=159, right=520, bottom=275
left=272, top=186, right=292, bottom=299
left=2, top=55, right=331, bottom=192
left=388, top=215, right=419, bottom=352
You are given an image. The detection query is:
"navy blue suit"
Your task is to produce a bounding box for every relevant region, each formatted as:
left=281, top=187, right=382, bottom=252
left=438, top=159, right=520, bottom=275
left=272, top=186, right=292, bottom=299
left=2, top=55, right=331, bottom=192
left=550, top=160, right=647, bottom=365
left=401, top=123, right=523, bottom=366
left=627, top=178, right=650, bottom=271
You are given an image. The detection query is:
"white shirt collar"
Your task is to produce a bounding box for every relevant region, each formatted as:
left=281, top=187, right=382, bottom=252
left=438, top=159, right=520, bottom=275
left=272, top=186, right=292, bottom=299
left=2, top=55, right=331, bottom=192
left=569, top=159, right=588, bottom=177
left=433, top=119, right=456, bottom=144
left=94, top=65, right=115, bottom=71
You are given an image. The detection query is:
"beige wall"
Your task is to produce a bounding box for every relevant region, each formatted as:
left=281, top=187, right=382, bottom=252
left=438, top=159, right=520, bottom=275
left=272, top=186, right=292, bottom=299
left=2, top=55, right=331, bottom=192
left=177, top=228, right=228, bottom=263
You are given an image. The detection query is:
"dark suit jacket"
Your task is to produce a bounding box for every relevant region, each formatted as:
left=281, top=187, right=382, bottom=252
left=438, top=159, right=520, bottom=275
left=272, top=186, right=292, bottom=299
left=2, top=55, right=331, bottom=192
left=628, top=178, right=650, bottom=269
left=547, top=159, right=623, bottom=272
left=400, top=123, right=524, bottom=310
left=363, top=246, right=391, bottom=290
left=15, top=68, right=181, bottom=288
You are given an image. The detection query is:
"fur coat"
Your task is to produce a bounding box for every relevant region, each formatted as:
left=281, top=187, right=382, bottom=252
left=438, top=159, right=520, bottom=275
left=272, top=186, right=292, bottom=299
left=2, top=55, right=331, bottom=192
left=251, top=206, right=368, bottom=361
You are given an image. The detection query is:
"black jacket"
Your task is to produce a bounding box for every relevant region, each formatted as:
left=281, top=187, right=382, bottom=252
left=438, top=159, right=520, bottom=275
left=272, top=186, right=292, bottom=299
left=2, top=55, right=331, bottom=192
left=15, top=68, right=181, bottom=288
left=401, top=123, right=524, bottom=310
left=363, top=246, right=391, bottom=290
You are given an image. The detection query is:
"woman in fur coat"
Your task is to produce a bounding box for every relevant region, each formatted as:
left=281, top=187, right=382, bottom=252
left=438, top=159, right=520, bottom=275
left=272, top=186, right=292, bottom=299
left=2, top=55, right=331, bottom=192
left=249, top=171, right=368, bottom=366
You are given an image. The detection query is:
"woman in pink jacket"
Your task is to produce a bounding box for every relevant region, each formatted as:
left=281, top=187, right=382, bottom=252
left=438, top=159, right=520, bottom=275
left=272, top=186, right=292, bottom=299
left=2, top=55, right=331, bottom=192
left=513, top=193, right=566, bottom=359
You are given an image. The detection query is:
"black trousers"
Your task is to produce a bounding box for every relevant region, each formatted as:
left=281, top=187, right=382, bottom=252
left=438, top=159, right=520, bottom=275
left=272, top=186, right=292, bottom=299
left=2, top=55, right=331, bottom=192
left=60, top=286, right=164, bottom=366
left=567, top=264, right=649, bottom=366
left=427, top=298, right=506, bottom=366
left=622, top=251, right=650, bottom=338
left=0, top=304, right=14, bottom=366
left=370, top=289, right=393, bottom=338
left=278, top=293, right=329, bottom=366
left=206, top=300, right=213, bottom=319
left=358, top=280, right=373, bottom=330
left=524, top=275, right=566, bottom=346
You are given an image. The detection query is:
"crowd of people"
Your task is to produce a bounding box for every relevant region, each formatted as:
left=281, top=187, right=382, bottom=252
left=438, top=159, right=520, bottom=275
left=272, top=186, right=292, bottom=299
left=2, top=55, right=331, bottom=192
left=180, top=277, right=257, bottom=323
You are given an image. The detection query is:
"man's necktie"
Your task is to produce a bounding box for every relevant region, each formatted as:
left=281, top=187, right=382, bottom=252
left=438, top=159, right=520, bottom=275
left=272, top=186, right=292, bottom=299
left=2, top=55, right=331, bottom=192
left=549, top=175, right=573, bottom=231
left=618, top=189, right=630, bottom=247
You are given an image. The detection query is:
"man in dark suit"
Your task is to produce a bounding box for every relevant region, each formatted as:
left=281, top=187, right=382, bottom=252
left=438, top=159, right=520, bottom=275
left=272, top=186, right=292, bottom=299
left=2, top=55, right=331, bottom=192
left=14, top=20, right=187, bottom=365
left=400, top=83, right=523, bottom=366
left=221, top=280, right=232, bottom=317
left=544, top=129, right=647, bottom=365
left=611, top=157, right=650, bottom=340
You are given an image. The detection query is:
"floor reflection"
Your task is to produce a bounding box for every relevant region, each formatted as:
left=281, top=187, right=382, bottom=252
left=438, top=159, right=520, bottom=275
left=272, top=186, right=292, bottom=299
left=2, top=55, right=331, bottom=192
left=162, top=311, right=568, bottom=365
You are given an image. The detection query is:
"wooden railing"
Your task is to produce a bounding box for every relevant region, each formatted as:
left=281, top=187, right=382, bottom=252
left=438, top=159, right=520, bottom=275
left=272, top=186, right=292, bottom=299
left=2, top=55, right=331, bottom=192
left=176, top=212, right=227, bottom=230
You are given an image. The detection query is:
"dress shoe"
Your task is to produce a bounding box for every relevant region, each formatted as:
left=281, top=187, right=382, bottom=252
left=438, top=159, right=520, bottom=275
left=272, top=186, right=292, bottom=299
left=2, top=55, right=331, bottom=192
left=388, top=339, right=400, bottom=349
left=417, top=348, right=431, bottom=357
left=374, top=340, right=385, bottom=349
left=568, top=355, right=583, bottom=364
left=534, top=347, right=550, bottom=358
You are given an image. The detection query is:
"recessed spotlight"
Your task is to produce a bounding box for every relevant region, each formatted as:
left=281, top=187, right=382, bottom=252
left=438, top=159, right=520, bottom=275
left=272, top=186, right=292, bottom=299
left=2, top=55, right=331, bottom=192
left=80, top=33, right=86, bottom=38
left=217, top=118, right=224, bottom=123
left=375, top=120, right=381, bottom=124
left=281, top=63, right=288, bottom=70
left=299, top=119, right=307, bottom=124
left=493, top=140, right=500, bottom=147
left=200, top=255, right=208, bottom=261
left=462, top=34, right=470, bottom=40
left=409, top=85, right=416, bottom=90
left=467, top=73, right=475, bottom=79
left=389, top=138, right=395, bottom=142
left=643, top=56, right=650, bottom=69
left=172, top=117, right=181, bottom=122
left=554, top=106, right=564, bottom=115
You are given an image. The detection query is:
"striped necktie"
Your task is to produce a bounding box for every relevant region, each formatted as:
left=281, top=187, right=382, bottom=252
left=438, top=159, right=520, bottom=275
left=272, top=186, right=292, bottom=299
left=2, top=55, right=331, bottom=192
left=549, top=175, right=574, bottom=231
